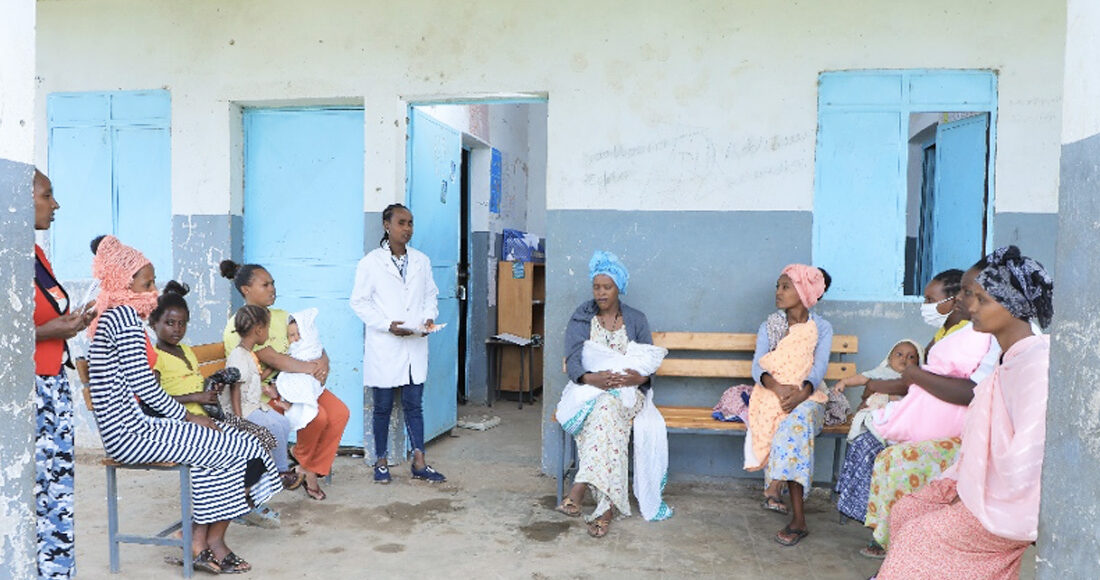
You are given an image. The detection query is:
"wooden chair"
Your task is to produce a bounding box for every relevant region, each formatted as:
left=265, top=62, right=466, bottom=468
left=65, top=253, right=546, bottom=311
left=76, top=358, right=194, bottom=578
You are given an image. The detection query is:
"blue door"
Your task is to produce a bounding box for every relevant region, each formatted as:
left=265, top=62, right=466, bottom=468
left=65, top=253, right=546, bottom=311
left=931, top=114, right=990, bottom=273
left=243, top=108, right=365, bottom=447
left=406, top=108, right=460, bottom=442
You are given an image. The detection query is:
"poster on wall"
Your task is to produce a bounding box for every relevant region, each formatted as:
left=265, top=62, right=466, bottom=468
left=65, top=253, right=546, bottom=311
left=489, top=148, right=502, bottom=214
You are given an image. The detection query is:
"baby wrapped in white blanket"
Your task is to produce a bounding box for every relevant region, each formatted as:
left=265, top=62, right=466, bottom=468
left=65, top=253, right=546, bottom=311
left=275, top=308, right=325, bottom=431
left=555, top=340, right=673, bottom=521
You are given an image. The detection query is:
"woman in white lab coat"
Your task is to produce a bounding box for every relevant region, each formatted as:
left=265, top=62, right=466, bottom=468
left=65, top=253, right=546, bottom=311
left=350, top=203, right=445, bottom=484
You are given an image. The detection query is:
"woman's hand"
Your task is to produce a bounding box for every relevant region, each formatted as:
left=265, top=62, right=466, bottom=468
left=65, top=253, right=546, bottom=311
left=314, top=354, right=330, bottom=385
left=610, top=369, right=647, bottom=387
left=389, top=321, right=414, bottom=337
left=777, top=383, right=810, bottom=413
left=582, top=371, right=619, bottom=390
left=184, top=412, right=220, bottom=431
left=262, top=383, right=280, bottom=400
left=184, top=390, right=220, bottom=405
left=36, top=310, right=92, bottom=341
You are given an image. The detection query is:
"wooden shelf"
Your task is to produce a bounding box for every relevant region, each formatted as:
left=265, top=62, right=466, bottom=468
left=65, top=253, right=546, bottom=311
left=497, top=261, right=545, bottom=392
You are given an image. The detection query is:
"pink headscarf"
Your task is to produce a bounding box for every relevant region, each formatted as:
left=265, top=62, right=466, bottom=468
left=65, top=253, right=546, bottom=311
left=86, top=235, right=157, bottom=337
left=781, top=264, right=826, bottom=309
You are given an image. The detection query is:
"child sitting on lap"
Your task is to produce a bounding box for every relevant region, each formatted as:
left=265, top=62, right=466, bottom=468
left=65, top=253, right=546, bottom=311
left=274, top=309, right=326, bottom=432
left=837, top=339, right=923, bottom=442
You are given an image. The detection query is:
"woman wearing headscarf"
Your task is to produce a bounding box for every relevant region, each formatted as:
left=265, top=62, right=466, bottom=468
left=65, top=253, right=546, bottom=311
left=87, top=235, right=281, bottom=574
left=553, top=251, right=671, bottom=538
left=746, top=264, right=833, bottom=546
left=32, top=170, right=96, bottom=579
left=875, top=246, right=1053, bottom=580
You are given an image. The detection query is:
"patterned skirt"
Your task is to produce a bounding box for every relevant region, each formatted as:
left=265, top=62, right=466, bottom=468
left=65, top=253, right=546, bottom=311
left=877, top=479, right=1031, bottom=579
left=835, top=431, right=885, bottom=523
left=866, top=437, right=961, bottom=547
left=574, top=391, right=644, bottom=522
left=765, top=400, right=824, bottom=497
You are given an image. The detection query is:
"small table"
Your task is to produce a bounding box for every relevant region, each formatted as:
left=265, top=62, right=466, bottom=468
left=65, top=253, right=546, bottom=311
left=485, top=338, right=541, bottom=409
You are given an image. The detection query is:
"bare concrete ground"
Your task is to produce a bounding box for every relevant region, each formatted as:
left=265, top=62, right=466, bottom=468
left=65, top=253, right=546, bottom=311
left=72, top=403, right=1035, bottom=579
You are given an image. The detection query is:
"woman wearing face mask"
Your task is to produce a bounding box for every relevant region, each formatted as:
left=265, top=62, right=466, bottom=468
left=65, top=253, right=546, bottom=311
left=834, top=268, right=1003, bottom=558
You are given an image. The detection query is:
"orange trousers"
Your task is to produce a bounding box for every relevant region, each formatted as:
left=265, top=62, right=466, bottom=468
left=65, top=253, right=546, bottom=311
left=294, top=390, right=349, bottom=477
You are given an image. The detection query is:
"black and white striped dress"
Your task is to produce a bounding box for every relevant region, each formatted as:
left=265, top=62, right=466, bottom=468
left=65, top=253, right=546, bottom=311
left=88, top=306, right=281, bottom=524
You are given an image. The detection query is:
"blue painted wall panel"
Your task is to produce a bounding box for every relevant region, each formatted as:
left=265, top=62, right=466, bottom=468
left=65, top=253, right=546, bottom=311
left=47, top=93, right=109, bottom=124
left=48, top=125, right=113, bottom=280
left=819, top=72, right=903, bottom=106
left=908, top=72, right=996, bottom=107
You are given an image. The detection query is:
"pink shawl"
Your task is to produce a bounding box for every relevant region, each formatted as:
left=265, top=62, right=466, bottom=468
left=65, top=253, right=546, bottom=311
left=872, top=323, right=992, bottom=443
left=942, top=334, right=1049, bottom=542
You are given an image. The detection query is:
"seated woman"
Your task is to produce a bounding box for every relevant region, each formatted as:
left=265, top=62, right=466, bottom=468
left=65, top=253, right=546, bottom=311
left=745, top=264, right=833, bottom=547
left=221, top=260, right=349, bottom=501
left=877, top=246, right=1052, bottom=579
left=554, top=251, right=672, bottom=538
left=86, top=236, right=281, bottom=574
left=843, top=269, right=999, bottom=558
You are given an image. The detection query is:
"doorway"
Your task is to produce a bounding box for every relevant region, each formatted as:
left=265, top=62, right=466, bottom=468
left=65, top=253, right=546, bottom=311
left=406, top=100, right=548, bottom=437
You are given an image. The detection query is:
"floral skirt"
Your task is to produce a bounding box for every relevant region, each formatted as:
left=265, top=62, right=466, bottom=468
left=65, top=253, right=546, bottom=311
left=765, top=400, right=824, bottom=498
left=866, top=437, right=961, bottom=547
left=877, top=479, right=1030, bottom=579
left=574, top=392, right=644, bottom=522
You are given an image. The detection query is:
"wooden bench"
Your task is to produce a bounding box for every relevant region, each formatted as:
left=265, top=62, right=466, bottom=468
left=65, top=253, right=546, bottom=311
left=555, top=331, right=858, bottom=504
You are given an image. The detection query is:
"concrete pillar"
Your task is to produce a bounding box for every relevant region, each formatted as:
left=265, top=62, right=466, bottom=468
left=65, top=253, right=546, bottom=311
left=0, top=2, right=39, bottom=578
left=1038, top=0, right=1100, bottom=577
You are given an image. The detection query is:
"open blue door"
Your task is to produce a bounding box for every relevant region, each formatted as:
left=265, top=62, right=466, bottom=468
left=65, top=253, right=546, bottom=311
left=243, top=108, right=365, bottom=447
left=406, top=108, right=460, bottom=442
left=931, top=114, right=990, bottom=274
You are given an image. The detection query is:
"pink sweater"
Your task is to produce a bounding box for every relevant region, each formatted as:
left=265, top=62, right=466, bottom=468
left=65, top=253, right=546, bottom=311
left=941, top=334, right=1049, bottom=542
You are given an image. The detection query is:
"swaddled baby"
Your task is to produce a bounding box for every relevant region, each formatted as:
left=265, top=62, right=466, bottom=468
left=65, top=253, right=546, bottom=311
left=274, top=308, right=326, bottom=431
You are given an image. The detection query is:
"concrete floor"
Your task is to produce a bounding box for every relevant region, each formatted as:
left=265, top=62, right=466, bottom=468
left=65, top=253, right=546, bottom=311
left=72, top=402, right=1036, bottom=579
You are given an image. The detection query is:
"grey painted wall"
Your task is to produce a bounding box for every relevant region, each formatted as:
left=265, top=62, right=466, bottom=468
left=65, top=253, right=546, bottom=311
left=540, top=208, right=1059, bottom=480
left=171, top=214, right=243, bottom=344
left=0, top=160, right=37, bottom=579
left=994, top=212, right=1059, bottom=274
left=1039, top=132, right=1100, bottom=579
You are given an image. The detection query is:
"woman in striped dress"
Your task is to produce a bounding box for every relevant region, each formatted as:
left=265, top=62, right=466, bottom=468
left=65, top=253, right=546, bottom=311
left=87, top=235, right=281, bottom=574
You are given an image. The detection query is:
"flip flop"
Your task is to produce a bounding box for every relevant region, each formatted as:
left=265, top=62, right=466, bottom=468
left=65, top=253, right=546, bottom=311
left=165, top=549, right=222, bottom=575
left=586, top=518, right=610, bottom=538
left=859, top=543, right=887, bottom=559
left=555, top=497, right=582, bottom=517
left=775, top=525, right=809, bottom=547
left=219, top=551, right=252, bottom=574
left=762, top=496, right=789, bottom=515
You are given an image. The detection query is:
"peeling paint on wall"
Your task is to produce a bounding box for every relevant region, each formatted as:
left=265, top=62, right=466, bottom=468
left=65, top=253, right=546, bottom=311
left=0, top=159, right=38, bottom=579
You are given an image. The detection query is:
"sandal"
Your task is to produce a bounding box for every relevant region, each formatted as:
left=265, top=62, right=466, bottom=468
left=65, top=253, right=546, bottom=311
left=303, top=482, right=327, bottom=501
left=586, top=518, right=610, bottom=538
left=859, top=542, right=887, bottom=559
left=555, top=497, right=582, bottom=517
left=762, top=496, right=790, bottom=515
left=236, top=504, right=280, bottom=529
left=281, top=470, right=305, bottom=490
left=775, top=525, right=809, bottom=547
left=164, top=548, right=222, bottom=575
left=219, top=551, right=251, bottom=574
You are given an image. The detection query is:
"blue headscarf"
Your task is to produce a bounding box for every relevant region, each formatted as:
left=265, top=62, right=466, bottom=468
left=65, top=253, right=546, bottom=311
left=589, top=250, right=629, bottom=295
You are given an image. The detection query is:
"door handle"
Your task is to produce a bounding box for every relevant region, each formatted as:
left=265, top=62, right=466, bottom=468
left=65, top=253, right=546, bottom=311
left=457, top=285, right=467, bottom=301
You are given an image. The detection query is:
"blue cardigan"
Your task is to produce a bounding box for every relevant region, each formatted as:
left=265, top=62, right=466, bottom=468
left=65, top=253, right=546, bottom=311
left=564, top=300, right=653, bottom=384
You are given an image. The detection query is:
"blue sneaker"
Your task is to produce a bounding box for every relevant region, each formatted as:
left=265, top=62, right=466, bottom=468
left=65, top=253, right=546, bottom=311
left=410, top=464, right=446, bottom=482
left=373, top=465, right=391, bottom=484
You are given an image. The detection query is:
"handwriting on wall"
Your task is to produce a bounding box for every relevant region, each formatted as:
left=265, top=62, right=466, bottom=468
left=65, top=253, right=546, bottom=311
left=582, top=130, right=814, bottom=203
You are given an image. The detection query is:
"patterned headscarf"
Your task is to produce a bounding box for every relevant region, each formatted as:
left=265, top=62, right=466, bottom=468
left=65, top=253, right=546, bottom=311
left=781, top=264, right=826, bottom=309
left=87, top=235, right=158, bottom=337
left=976, top=245, right=1054, bottom=329
left=589, top=250, right=629, bottom=295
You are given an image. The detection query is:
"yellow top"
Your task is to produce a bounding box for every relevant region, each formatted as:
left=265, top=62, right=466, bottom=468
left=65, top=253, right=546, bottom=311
left=223, top=307, right=291, bottom=357
left=153, top=344, right=207, bottom=416
left=933, top=319, right=970, bottom=345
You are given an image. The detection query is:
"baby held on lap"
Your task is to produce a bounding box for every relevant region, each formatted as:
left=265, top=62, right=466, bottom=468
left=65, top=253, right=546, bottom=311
left=274, top=309, right=326, bottom=430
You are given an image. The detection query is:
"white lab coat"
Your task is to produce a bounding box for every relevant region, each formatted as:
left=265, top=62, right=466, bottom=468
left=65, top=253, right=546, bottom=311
left=350, top=246, right=439, bottom=388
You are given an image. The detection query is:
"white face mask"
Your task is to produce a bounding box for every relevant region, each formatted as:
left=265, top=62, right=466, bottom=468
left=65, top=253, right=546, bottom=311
left=921, top=302, right=950, bottom=327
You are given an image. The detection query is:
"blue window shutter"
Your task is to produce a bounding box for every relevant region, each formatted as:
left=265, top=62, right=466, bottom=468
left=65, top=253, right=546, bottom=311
left=47, top=90, right=171, bottom=282
left=813, top=110, right=906, bottom=299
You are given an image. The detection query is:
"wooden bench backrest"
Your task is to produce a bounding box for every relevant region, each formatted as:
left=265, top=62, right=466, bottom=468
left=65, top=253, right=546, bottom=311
left=74, top=341, right=227, bottom=412
left=651, top=331, right=858, bottom=381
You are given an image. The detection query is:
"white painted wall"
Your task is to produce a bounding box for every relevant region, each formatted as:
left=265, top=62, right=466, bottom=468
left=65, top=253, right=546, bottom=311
left=1062, top=0, right=1100, bottom=143
left=1, top=0, right=35, bottom=164
left=35, top=0, right=1064, bottom=215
